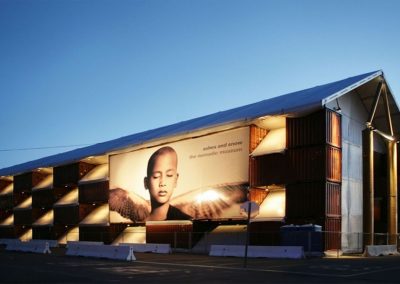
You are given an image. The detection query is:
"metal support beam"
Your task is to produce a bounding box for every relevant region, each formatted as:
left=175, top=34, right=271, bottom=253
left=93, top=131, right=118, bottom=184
left=366, top=81, right=383, bottom=127
left=383, top=85, right=394, bottom=136
left=362, top=129, right=374, bottom=247
left=387, top=140, right=398, bottom=245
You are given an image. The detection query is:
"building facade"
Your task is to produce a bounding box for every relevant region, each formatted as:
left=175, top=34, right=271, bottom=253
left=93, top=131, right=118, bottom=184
left=0, top=70, right=398, bottom=253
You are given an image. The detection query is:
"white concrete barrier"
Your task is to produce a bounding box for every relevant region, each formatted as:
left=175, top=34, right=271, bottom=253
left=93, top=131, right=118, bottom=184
left=209, top=245, right=305, bottom=259
left=66, top=242, right=135, bottom=261
left=363, top=245, right=399, bottom=257
left=119, top=243, right=171, bottom=254
left=30, top=239, right=59, bottom=248
left=0, top=238, right=21, bottom=246
left=6, top=240, right=51, bottom=254
left=66, top=241, right=104, bottom=256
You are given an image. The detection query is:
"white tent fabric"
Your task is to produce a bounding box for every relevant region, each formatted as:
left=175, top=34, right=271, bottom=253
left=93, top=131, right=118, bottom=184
left=254, top=189, right=285, bottom=221
left=250, top=128, right=286, bottom=156
left=0, top=70, right=386, bottom=176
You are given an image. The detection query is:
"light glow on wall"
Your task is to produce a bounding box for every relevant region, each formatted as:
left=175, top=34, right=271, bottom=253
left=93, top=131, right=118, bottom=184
left=254, top=188, right=285, bottom=221
left=79, top=204, right=109, bottom=225
left=79, top=164, right=109, bottom=184
left=19, top=228, right=32, bottom=242
left=54, top=188, right=78, bottom=205
left=15, top=196, right=32, bottom=209
left=0, top=183, right=13, bottom=196
left=112, top=226, right=146, bottom=245
left=0, top=214, right=13, bottom=226
left=58, top=226, right=79, bottom=244
left=250, top=128, right=286, bottom=156
left=33, top=210, right=53, bottom=225
left=195, top=189, right=222, bottom=203
left=32, top=175, right=53, bottom=190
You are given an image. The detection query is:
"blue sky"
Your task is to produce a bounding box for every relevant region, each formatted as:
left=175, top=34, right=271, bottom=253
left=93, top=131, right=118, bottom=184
left=0, top=0, right=399, bottom=170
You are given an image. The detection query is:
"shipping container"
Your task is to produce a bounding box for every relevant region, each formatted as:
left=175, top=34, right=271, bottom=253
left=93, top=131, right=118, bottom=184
left=53, top=162, right=97, bottom=187
left=286, top=110, right=325, bottom=148
left=79, top=225, right=108, bottom=243
left=32, top=189, right=54, bottom=209
left=249, top=125, right=269, bottom=152
left=146, top=221, right=193, bottom=249
left=324, top=217, right=341, bottom=250
left=0, top=195, right=13, bottom=210
left=286, top=145, right=342, bottom=183
left=326, top=182, right=341, bottom=217
left=13, top=208, right=32, bottom=225
left=79, top=181, right=109, bottom=204
left=286, top=146, right=325, bottom=183
left=0, top=226, right=15, bottom=238
left=0, top=179, right=12, bottom=192
left=14, top=171, right=48, bottom=193
left=326, top=109, right=341, bottom=147
left=249, top=153, right=286, bottom=186
left=286, top=182, right=325, bottom=219
left=286, top=181, right=341, bottom=219
left=32, top=225, right=55, bottom=240
left=249, top=221, right=282, bottom=246
left=327, top=146, right=342, bottom=182
left=249, top=187, right=269, bottom=205
left=53, top=205, right=79, bottom=225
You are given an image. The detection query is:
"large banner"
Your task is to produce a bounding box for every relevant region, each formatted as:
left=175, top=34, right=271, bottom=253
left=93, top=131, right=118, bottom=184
left=109, top=127, right=249, bottom=223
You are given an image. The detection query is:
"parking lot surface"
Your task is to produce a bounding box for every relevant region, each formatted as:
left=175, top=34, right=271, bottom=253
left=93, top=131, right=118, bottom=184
left=1, top=248, right=400, bottom=283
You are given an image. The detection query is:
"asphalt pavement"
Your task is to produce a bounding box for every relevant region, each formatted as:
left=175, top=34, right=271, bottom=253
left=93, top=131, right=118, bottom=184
left=1, top=247, right=400, bottom=283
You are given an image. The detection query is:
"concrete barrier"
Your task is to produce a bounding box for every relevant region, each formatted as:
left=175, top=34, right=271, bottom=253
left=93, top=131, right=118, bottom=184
left=119, top=243, right=171, bottom=254
left=66, top=241, right=104, bottom=256
left=30, top=239, right=59, bottom=248
left=209, top=245, right=305, bottom=259
left=0, top=238, right=21, bottom=246
left=363, top=245, right=399, bottom=257
left=6, top=240, right=51, bottom=254
left=66, top=242, right=135, bottom=261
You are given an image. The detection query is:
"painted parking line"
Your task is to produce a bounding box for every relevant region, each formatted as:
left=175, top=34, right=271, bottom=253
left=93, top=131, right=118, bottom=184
left=134, top=259, right=400, bottom=279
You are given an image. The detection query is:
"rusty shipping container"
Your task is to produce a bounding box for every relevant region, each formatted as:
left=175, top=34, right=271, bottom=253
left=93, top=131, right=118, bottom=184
left=286, top=181, right=341, bottom=219
left=53, top=205, right=79, bottom=225
left=13, top=171, right=48, bottom=193
left=79, top=181, right=109, bottom=204
left=32, top=225, right=54, bottom=240
left=53, top=162, right=96, bottom=188
left=249, top=153, right=286, bottom=187
left=324, top=217, right=341, bottom=250
left=32, top=189, right=54, bottom=209
left=13, top=208, right=32, bottom=225
left=287, top=109, right=341, bottom=149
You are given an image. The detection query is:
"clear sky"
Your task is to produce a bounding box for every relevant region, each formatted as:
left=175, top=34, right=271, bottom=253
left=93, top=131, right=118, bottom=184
left=0, top=0, right=399, bottom=170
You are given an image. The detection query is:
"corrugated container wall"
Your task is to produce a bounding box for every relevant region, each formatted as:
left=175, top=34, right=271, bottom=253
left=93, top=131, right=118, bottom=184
left=286, top=109, right=342, bottom=251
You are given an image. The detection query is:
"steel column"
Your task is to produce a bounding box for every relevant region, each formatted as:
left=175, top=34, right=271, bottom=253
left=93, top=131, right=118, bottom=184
left=387, top=140, right=398, bottom=245
left=362, top=129, right=374, bottom=246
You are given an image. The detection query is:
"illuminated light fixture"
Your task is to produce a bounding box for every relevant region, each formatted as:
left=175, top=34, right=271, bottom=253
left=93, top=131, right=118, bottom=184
left=195, top=189, right=221, bottom=203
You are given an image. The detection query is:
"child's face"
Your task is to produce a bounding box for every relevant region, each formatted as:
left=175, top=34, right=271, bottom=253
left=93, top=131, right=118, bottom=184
left=147, top=152, right=178, bottom=205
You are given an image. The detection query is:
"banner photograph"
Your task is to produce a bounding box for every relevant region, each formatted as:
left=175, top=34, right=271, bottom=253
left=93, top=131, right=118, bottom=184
left=109, top=127, right=250, bottom=223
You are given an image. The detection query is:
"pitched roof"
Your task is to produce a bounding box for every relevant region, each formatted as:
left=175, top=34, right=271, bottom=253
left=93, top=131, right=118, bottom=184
left=0, top=70, right=385, bottom=176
